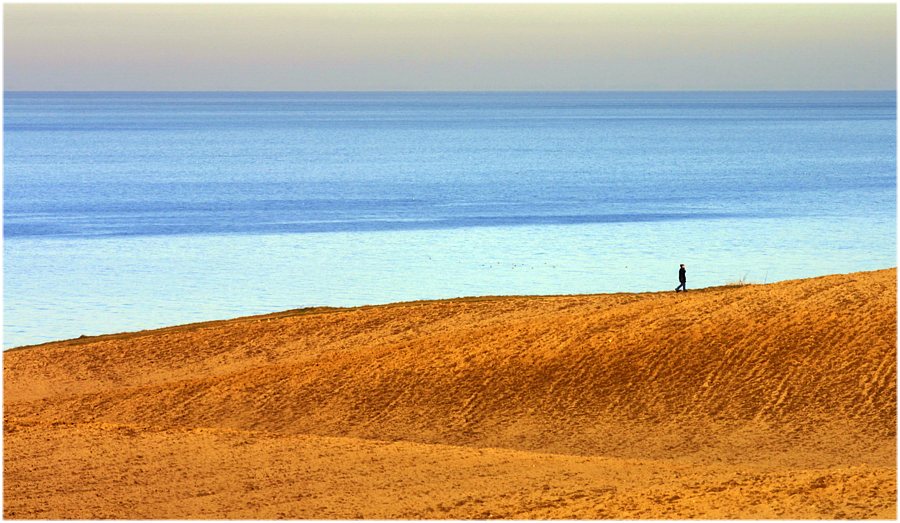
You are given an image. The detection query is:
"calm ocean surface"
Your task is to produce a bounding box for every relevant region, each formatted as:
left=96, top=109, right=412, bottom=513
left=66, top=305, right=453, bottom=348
left=4, top=91, right=896, bottom=348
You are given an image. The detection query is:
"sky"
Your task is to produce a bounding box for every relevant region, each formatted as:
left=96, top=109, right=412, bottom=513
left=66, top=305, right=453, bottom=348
left=3, top=3, right=896, bottom=91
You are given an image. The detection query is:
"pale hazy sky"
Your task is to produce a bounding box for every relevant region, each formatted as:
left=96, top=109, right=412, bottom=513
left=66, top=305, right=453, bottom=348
left=4, top=3, right=896, bottom=91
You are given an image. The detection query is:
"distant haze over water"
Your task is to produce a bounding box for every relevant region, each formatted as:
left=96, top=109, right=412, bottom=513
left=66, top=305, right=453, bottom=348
left=5, top=4, right=895, bottom=91
left=4, top=91, right=896, bottom=348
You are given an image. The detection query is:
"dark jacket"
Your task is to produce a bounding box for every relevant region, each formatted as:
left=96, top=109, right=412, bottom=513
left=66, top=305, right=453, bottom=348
left=679, top=267, right=686, bottom=282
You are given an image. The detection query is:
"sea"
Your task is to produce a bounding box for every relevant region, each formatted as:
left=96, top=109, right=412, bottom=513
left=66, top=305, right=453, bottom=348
left=4, top=91, right=896, bottom=348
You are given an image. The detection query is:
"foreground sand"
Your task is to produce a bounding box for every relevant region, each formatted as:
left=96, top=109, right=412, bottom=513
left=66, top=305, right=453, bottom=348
left=4, top=269, right=896, bottom=518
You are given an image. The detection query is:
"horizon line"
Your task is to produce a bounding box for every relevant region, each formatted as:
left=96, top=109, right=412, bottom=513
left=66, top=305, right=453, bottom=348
left=4, top=89, right=897, bottom=94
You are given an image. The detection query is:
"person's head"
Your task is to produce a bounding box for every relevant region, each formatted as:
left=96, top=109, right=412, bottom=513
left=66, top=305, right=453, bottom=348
left=680, top=264, right=684, bottom=268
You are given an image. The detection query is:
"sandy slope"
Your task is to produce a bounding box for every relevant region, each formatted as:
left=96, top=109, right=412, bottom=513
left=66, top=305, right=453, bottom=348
left=4, top=268, right=896, bottom=519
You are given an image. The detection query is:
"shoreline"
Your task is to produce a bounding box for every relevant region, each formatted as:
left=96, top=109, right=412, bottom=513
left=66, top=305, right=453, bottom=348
left=7, top=266, right=895, bottom=352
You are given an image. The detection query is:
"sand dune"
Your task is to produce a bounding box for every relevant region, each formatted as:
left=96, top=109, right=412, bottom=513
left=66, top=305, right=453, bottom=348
left=4, top=269, right=896, bottom=518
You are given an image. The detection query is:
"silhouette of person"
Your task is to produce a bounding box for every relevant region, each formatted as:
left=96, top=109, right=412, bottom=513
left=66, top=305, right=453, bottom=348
left=676, top=264, right=687, bottom=292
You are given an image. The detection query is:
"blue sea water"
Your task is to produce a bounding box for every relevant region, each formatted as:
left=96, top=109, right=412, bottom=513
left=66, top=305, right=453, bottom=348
left=4, top=91, right=896, bottom=348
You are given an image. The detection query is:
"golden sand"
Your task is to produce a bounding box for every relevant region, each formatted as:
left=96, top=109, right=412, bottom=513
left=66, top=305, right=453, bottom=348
left=4, top=269, right=896, bottom=518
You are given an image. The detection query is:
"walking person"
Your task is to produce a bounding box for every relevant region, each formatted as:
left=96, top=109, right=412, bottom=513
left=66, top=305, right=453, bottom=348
left=675, top=263, right=687, bottom=292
